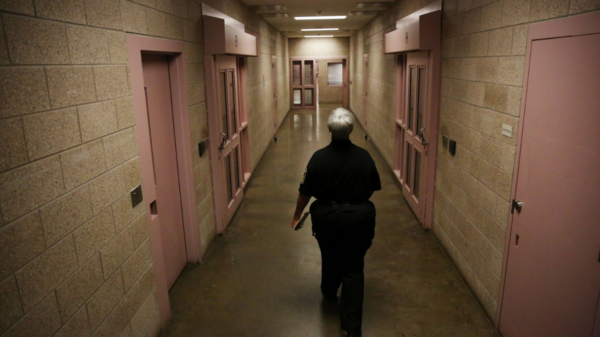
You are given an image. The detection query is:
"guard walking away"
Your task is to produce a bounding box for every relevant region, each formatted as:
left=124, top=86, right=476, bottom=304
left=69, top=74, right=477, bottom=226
left=290, top=108, right=381, bottom=337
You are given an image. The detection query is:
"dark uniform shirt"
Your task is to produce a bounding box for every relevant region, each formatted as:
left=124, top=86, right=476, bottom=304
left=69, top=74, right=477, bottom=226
left=299, top=139, right=381, bottom=202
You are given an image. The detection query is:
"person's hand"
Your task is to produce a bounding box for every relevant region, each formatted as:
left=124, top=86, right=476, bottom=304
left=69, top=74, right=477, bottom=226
left=291, top=218, right=299, bottom=229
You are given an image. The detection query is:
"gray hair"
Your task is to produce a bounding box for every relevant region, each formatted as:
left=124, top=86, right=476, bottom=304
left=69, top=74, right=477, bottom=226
left=328, top=108, right=354, bottom=139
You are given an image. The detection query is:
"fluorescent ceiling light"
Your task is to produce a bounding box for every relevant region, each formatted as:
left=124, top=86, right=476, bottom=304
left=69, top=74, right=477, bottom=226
left=301, top=28, right=339, bottom=31
left=304, top=35, right=334, bottom=38
left=295, top=16, right=346, bottom=20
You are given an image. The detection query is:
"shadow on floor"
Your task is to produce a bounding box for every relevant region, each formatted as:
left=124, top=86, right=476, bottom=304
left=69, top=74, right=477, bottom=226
left=161, top=104, right=497, bottom=337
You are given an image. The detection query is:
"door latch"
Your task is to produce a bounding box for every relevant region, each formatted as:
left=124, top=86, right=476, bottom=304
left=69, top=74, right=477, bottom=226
left=418, top=127, right=428, bottom=145
left=511, top=199, right=523, bottom=214
left=218, top=132, right=227, bottom=150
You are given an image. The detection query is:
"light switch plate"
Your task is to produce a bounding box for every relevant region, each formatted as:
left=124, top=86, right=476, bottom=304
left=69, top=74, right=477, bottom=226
left=502, top=124, right=513, bottom=138
left=130, top=185, right=143, bottom=208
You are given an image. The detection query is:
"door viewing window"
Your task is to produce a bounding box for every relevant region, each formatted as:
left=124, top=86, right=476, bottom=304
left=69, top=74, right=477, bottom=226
left=327, top=62, right=343, bottom=86
left=291, top=58, right=316, bottom=108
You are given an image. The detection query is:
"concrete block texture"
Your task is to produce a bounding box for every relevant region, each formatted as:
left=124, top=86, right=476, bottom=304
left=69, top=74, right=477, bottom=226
left=350, top=0, right=600, bottom=324
left=0, top=118, right=28, bottom=172
left=0, top=0, right=290, bottom=335
left=3, top=14, right=70, bottom=64
left=0, top=67, right=51, bottom=118
left=23, top=108, right=82, bottom=160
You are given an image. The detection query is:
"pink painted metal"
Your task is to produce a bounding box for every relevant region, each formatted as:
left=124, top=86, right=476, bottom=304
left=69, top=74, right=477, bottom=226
left=202, top=15, right=257, bottom=57
left=204, top=55, right=245, bottom=233
left=390, top=48, right=440, bottom=229
left=237, top=57, right=252, bottom=184
left=400, top=51, right=428, bottom=222
left=290, top=57, right=317, bottom=109
left=393, top=54, right=406, bottom=181
left=362, top=54, right=368, bottom=127
left=342, top=59, right=349, bottom=109
left=127, top=34, right=201, bottom=327
left=381, top=1, right=442, bottom=230
left=141, top=54, right=187, bottom=290
left=384, top=10, right=441, bottom=54
left=272, top=55, right=278, bottom=129
left=498, top=32, right=600, bottom=337
left=496, top=11, right=600, bottom=332
left=289, top=56, right=349, bottom=110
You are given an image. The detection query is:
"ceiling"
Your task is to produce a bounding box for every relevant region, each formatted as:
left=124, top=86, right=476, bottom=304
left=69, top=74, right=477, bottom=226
left=240, top=0, right=394, bottom=38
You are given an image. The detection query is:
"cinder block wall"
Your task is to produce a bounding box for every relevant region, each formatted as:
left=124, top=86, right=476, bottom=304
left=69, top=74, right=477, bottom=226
left=350, top=0, right=600, bottom=322
left=288, top=37, right=350, bottom=57
left=0, top=1, right=289, bottom=336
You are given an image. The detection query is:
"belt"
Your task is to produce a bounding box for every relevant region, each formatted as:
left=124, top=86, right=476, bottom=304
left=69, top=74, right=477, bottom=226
left=329, top=200, right=363, bottom=206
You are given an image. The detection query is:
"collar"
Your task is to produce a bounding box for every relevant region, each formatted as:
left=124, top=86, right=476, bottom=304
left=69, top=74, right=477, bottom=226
left=330, top=138, right=352, bottom=147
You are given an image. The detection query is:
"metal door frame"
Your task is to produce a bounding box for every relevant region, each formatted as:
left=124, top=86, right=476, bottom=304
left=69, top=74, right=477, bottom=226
left=497, top=10, right=600, bottom=328
left=290, top=57, right=317, bottom=109
left=205, top=55, right=249, bottom=235
left=127, top=34, right=201, bottom=328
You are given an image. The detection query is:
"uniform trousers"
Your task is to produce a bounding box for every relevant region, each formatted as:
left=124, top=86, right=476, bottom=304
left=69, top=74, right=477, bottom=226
left=310, top=200, right=376, bottom=336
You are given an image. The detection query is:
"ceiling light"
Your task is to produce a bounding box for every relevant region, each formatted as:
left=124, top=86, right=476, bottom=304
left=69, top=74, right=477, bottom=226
left=304, top=35, right=335, bottom=38
left=261, top=13, right=289, bottom=17
left=295, top=16, right=347, bottom=20
left=348, top=11, right=379, bottom=16
left=301, top=28, right=339, bottom=31
left=354, top=2, right=392, bottom=9
left=250, top=5, right=287, bottom=11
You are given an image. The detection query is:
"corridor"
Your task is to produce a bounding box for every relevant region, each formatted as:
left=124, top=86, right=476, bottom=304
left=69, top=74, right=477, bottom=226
left=161, top=104, right=496, bottom=337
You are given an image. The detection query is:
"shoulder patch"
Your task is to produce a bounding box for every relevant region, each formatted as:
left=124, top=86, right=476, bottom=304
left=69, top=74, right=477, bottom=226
left=300, top=167, right=307, bottom=184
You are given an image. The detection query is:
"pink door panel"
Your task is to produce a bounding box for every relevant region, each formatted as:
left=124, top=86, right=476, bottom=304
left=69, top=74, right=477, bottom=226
left=215, top=56, right=244, bottom=226
left=142, top=54, right=187, bottom=290
left=272, top=55, right=278, bottom=128
left=362, top=54, right=368, bottom=127
left=401, top=51, right=429, bottom=223
left=500, top=34, right=600, bottom=337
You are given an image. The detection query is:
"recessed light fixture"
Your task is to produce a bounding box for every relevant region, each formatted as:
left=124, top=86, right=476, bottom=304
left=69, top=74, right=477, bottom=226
left=348, top=11, right=379, bottom=16
left=250, top=5, right=287, bottom=11
left=261, top=13, right=289, bottom=17
left=304, top=35, right=335, bottom=38
left=301, top=28, right=339, bottom=31
left=295, top=16, right=347, bottom=20
left=354, top=2, right=392, bottom=9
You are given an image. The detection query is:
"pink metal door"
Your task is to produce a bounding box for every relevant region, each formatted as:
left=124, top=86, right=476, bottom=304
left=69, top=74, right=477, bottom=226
left=141, top=54, right=187, bottom=289
left=272, top=55, right=278, bottom=128
left=500, top=34, right=600, bottom=337
left=342, top=59, right=349, bottom=109
left=400, top=51, right=429, bottom=223
left=215, top=56, right=244, bottom=226
left=362, top=54, right=368, bottom=127
left=290, top=58, right=316, bottom=109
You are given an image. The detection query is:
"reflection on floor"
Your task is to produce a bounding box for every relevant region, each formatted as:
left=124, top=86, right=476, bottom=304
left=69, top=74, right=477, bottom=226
left=161, top=104, right=497, bottom=336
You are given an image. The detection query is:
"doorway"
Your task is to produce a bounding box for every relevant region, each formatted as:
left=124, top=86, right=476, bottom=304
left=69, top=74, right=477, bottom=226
left=127, top=35, right=201, bottom=327
left=291, top=58, right=316, bottom=109
left=362, top=54, right=368, bottom=127
left=392, top=49, right=441, bottom=228
left=317, top=60, right=344, bottom=106
left=272, top=55, right=278, bottom=129
left=205, top=55, right=250, bottom=233
left=141, top=54, right=187, bottom=290
left=498, top=13, right=600, bottom=337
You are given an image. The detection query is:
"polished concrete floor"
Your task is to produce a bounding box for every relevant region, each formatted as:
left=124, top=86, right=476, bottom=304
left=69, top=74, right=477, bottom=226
left=161, top=104, right=497, bottom=337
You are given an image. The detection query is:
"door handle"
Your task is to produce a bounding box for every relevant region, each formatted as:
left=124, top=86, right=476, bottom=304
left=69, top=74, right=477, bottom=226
left=511, top=200, right=523, bottom=214
left=418, top=127, right=428, bottom=145
left=218, top=132, right=227, bottom=150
